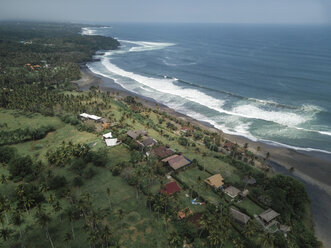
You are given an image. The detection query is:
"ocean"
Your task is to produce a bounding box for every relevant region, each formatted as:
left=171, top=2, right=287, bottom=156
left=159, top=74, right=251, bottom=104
left=83, top=23, right=331, bottom=154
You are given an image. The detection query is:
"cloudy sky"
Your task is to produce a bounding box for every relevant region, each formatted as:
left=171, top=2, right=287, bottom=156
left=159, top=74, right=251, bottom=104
left=0, top=0, right=329, bottom=24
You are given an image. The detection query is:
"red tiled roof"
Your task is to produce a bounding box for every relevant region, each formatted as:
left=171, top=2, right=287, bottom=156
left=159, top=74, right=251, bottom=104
left=162, top=181, right=181, bottom=195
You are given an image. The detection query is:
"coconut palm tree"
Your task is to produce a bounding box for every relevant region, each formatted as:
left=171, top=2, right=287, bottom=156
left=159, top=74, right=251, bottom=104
left=63, top=232, right=72, bottom=248
left=11, top=211, right=25, bottom=248
left=0, top=228, right=12, bottom=242
left=260, top=231, right=275, bottom=248
left=168, top=231, right=182, bottom=247
left=34, top=210, right=54, bottom=248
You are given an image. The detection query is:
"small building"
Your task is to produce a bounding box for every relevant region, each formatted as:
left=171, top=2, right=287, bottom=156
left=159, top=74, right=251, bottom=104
left=230, top=208, right=251, bottom=226
left=178, top=208, right=193, bottom=219
left=103, top=132, right=113, bottom=139
left=239, top=189, right=249, bottom=198
left=138, top=137, right=157, bottom=148
left=204, top=174, right=224, bottom=189
left=161, top=181, right=181, bottom=195
left=152, top=146, right=174, bottom=159
left=224, top=186, right=241, bottom=198
left=243, top=176, right=256, bottom=185
left=258, top=209, right=280, bottom=225
left=279, top=224, right=291, bottom=237
left=127, top=130, right=147, bottom=140
left=80, top=113, right=102, bottom=121
left=105, top=138, right=120, bottom=147
left=162, top=154, right=190, bottom=171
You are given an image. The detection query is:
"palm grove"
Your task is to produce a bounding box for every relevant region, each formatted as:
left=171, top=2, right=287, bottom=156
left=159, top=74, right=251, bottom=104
left=0, top=22, right=321, bottom=247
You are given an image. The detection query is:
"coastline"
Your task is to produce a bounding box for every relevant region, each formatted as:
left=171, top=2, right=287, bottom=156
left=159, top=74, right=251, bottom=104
left=74, top=65, right=331, bottom=246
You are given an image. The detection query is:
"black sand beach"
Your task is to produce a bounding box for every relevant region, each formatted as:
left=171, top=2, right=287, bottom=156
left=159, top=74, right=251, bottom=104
left=74, top=66, right=331, bottom=246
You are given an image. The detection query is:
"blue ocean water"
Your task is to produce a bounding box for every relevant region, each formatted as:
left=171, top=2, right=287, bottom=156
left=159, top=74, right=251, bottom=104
left=84, top=23, right=331, bottom=153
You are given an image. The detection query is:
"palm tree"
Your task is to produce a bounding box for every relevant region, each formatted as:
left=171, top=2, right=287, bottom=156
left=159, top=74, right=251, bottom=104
left=106, top=187, right=112, bottom=211
left=168, top=232, right=182, bottom=247
left=64, top=232, right=72, bottom=248
left=260, top=231, right=275, bottom=248
left=116, top=209, right=125, bottom=232
left=35, top=210, right=54, bottom=248
left=0, top=228, right=12, bottom=242
left=65, top=207, right=76, bottom=240
left=11, top=211, right=25, bottom=248
left=0, top=174, right=7, bottom=184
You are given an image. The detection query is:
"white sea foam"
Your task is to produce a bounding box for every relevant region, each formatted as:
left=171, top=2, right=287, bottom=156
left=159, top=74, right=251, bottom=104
left=100, top=58, right=226, bottom=112
left=232, top=104, right=307, bottom=126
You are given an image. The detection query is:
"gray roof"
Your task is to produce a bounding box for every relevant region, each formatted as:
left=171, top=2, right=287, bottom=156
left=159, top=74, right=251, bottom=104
left=243, top=176, right=256, bottom=185
left=259, top=209, right=279, bottom=223
left=230, top=208, right=250, bottom=225
left=142, top=137, right=157, bottom=147
left=224, top=186, right=241, bottom=198
left=127, top=130, right=147, bottom=139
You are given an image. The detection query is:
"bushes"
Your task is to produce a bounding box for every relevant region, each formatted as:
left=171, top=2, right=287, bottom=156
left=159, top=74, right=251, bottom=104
left=0, top=125, right=55, bottom=145
left=8, top=155, right=34, bottom=180
left=0, top=146, right=16, bottom=164
left=49, top=175, right=67, bottom=190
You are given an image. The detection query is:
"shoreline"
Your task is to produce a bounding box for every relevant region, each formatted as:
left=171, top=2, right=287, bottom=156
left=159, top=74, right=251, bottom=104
left=74, top=65, right=331, bottom=246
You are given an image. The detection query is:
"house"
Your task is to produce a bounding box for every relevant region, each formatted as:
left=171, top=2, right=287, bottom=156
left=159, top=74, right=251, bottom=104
left=224, top=186, right=241, bottom=198
left=105, top=138, right=120, bottom=147
left=80, top=113, right=102, bottom=121
left=230, top=208, right=251, bottom=226
left=152, top=146, right=174, bottom=159
left=204, top=174, right=224, bottom=189
left=162, top=154, right=190, bottom=171
left=178, top=208, right=193, bottom=219
left=161, top=181, right=181, bottom=195
left=103, top=132, right=112, bottom=139
left=243, top=176, right=256, bottom=185
left=239, top=189, right=249, bottom=198
left=127, top=130, right=147, bottom=140
left=138, top=137, right=157, bottom=148
left=258, top=209, right=280, bottom=225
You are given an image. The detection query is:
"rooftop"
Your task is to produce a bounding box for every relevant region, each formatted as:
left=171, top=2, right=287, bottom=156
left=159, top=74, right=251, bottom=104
left=204, top=174, right=224, bottom=188
left=152, top=146, right=174, bottom=159
left=105, top=138, right=119, bottom=147
left=103, top=132, right=112, bottom=139
left=80, top=113, right=102, bottom=121
left=161, top=181, right=181, bottom=195
left=224, top=186, right=241, bottom=198
left=259, top=208, right=280, bottom=223
left=230, top=208, right=251, bottom=225
left=168, top=155, right=190, bottom=170
left=127, top=130, right=147, bottom=140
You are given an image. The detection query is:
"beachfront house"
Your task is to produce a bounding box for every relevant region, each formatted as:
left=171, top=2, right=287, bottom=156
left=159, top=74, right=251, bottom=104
left=80, top=113, right=102, bottom=122
left=152, top=146, right=174, bottom=159
left=103, top=132, right=113, bottom=139
left=127, top=130, right=147, bottom=140
left=137, top=136, right=157, bottom=149
left=224, top=186, right=241, bottom=199
left=230, top=208, right=251, bottom=226
left=105, top=138, right=120, bottom=147
left=204, top=174, right=224, bottom=189
left=162, top=154, right=190, bottom=171
left=258, top=208, right=280, bottom=226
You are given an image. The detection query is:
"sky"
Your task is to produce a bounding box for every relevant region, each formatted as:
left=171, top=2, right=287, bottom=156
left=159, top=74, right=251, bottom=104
left=0, top=0, right=330, bottom=24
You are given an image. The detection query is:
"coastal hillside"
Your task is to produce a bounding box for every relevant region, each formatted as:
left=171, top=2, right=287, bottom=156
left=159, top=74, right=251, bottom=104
left=0, top=22, right=321, bottom=247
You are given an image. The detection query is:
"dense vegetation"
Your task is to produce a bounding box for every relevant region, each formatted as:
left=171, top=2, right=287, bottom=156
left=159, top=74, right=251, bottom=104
left=0, top=22, right=321, bottom=248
